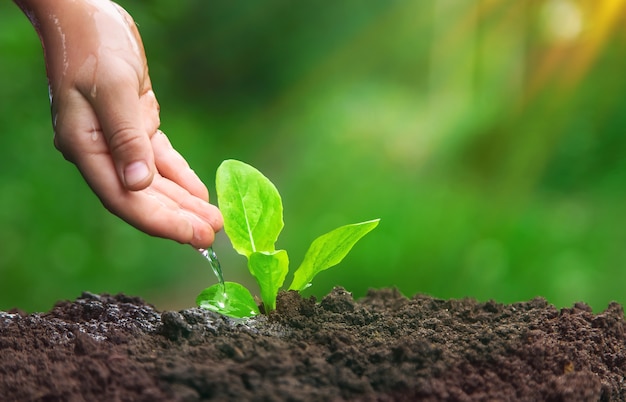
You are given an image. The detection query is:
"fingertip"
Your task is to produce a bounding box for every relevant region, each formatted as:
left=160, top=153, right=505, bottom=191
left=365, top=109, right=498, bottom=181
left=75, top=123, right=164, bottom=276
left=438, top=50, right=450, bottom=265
left=172, top=208, right=215, bottom=249
left=191, top=206, right=222, bottom=249
left=193, top=173, right=210, bottom=201
left=190, top=223, right=216, bottom=249
left=208, top=203, right=224, bottom=233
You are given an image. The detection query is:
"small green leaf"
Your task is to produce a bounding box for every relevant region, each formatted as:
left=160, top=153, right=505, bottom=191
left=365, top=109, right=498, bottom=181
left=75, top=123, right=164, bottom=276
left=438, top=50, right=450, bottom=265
left=249, top=250, right=289, bottom=312
left=196, top=282, right=260, bottom=318
left=216, top=159, right=284, bottom=256
left=289, top=219, right=380, bottom=291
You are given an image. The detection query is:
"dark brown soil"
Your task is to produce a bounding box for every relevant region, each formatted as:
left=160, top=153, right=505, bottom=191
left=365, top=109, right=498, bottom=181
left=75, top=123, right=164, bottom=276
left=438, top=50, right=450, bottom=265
left=1, top=287, right=625, bottom=401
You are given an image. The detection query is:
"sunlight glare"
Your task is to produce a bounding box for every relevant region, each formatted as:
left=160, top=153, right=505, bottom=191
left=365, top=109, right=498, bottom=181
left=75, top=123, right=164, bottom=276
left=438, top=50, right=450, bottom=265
left=541, top=0, right=583, bottom=42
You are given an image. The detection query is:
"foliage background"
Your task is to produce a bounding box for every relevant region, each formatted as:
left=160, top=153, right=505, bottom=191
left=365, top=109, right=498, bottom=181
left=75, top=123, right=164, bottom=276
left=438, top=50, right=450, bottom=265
left=1, top=0, right=625, bottom=312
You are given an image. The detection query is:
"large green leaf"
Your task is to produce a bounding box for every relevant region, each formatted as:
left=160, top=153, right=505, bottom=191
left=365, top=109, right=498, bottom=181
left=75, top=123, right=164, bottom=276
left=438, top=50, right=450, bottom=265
left=289, top=219, right=380, bottom=291
left=196, top=282, right=260, bottom=318
left=216, top=159, right=283, bottom=256
left=248, top=250, right=289, bottom=312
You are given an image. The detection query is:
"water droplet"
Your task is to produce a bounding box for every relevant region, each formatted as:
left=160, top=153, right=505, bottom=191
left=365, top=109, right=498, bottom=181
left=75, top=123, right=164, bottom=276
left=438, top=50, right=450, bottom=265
left=90, top=122, right=99, bottom=141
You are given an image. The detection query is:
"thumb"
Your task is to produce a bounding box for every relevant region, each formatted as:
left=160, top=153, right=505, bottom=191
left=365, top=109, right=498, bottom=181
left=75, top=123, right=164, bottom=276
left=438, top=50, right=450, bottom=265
left=90, top=81, right=156, bottom=191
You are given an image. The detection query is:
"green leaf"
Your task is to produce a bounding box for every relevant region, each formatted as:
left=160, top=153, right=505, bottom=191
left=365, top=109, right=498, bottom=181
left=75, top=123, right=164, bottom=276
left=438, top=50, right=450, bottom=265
left=289, top=219, right=380, bottom=291
left=248, top=250, right=289, bottom=312
left=216, top=159, right=283, bottom=256
left=196, top=282, right=260, bottom=318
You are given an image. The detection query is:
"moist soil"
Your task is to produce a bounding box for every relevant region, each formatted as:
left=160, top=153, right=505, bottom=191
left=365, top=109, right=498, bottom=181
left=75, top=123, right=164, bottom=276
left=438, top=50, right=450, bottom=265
left=1, top=287, right=625, bottom=402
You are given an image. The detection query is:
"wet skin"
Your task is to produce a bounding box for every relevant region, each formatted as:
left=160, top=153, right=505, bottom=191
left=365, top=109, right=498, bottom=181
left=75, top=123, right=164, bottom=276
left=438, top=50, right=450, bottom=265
left=14, top=0, right=223, bottom=248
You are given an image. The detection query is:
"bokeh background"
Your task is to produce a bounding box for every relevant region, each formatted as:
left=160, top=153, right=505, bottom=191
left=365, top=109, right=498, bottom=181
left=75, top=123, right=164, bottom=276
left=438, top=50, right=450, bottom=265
left=1, top=0, right=625, bottom=313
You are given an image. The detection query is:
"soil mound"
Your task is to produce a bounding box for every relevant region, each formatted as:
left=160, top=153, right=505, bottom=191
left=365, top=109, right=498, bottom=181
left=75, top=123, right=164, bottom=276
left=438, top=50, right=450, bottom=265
left=1, top=288, right=625, bottom=401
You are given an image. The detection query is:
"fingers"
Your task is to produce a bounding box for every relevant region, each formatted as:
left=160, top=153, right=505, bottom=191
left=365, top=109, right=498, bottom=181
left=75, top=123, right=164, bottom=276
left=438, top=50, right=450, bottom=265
left=147, top=177, right=223, bottom=245
left=53, top=92, right=222, bottom=248
left=152, top=130, right=210, bottom=201
left=74, top=149, right=221, bottom=248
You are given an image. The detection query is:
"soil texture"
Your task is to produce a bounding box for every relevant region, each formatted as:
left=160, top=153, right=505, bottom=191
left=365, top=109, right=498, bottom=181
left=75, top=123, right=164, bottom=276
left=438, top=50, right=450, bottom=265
left=1, top=287, right=625, bottom=401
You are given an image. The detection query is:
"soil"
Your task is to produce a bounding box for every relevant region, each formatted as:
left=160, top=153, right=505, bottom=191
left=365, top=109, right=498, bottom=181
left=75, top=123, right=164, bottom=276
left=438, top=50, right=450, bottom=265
left=1, top=287, right=625, bottom=402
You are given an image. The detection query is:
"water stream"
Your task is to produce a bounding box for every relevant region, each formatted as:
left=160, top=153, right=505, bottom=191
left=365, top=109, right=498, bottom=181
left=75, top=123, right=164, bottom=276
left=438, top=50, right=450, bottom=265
left=198, top=247, right=225, bottom=288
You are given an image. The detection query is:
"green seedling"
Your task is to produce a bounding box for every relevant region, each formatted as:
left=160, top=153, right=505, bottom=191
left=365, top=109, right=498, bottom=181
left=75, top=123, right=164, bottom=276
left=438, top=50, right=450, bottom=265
left=196, top=159, right=379, bottom=318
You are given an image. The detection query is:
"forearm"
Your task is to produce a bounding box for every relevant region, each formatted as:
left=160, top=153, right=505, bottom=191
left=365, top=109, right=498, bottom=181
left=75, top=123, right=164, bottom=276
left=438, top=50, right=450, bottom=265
left=14, top=0, right=72, bottom=86
left=13, top=0, right=123, bottom=37
left=13, top=0, right=143, bottom=96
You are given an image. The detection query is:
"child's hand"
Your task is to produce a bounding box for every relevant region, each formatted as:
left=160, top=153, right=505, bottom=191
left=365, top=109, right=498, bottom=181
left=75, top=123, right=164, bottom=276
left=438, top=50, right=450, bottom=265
left=15, top=0, right=223, bottom=248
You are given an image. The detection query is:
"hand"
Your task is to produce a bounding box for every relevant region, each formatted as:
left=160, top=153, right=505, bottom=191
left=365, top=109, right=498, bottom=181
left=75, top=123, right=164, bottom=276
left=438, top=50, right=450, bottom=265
left=15, top=0, right=223, bottom=248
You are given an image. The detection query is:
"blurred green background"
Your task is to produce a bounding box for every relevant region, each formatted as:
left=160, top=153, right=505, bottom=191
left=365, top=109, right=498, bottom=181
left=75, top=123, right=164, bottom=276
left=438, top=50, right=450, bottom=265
left=1, top=0, right=625, bottom=313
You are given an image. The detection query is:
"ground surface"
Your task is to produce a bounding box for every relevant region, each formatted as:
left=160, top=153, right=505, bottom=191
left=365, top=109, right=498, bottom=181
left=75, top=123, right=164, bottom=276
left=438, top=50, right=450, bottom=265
left=1, top=287, right=625, bottom=401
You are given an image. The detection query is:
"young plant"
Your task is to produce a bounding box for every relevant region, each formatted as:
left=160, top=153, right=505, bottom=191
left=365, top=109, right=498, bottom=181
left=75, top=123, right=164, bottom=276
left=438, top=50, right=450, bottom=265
left=196, top=159, right=379, bottom=318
